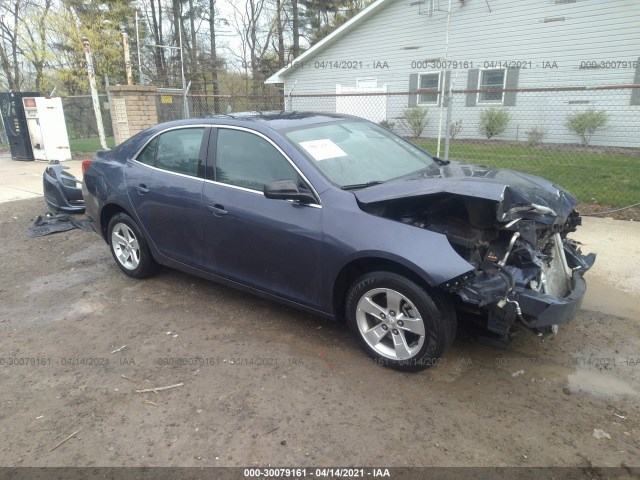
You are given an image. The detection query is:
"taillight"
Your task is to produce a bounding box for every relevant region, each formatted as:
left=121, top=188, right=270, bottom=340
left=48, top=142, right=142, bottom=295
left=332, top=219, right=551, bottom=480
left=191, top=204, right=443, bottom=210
left=82, top=159, right=93, bottom=176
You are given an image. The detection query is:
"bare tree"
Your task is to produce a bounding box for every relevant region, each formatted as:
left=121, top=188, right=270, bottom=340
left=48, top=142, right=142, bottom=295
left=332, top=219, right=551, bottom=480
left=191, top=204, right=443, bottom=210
left=274, top=0, right=285, bottom=68
left=21, top=0, right=53, bottom=91
left=291, top=0, right=300, bottom=58
left=146, top=0, right=167, bottom=86
left=0, top=0, right=23, bottom=90
left=229, top=0, right=277, bottom=94
left=188, top=0, right=198, bottom=86
left=208, top=0, right=221, bottom=111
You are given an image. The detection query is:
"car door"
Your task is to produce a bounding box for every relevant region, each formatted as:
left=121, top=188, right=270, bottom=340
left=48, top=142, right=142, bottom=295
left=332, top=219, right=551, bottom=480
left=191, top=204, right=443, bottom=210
left=126, top=126, right=210, bottom=266
left=201, top=126, right=323, bottom=307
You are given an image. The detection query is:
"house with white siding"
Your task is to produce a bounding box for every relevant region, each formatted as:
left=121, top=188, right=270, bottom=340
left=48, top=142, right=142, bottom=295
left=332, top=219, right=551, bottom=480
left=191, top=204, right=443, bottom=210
left=266, top=0, right=640, bottom=147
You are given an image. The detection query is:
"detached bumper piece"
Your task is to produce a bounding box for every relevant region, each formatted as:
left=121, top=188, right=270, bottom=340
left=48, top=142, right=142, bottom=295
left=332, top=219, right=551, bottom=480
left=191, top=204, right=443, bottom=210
left=43, top=164, right=85, bottom=213
left=454, top=240, right=595, bottom=336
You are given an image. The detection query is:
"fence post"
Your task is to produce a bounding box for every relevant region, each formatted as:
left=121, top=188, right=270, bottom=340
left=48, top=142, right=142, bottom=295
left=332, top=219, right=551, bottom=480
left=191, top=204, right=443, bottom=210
left=287, top=80, right=298, bottom=112
left=444, top=91, right=453, bottom=161
left=82, top=37, right=108, bottom=150
left=183, top=81, right=191, bottom=119
left=443, top=72, right=458, bottom=161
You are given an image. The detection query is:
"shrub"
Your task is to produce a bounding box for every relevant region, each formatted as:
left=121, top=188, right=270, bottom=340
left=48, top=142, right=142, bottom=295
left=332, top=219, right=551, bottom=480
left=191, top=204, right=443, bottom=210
left=565, top=109, right=608, bottom=146
left=449, top=119, right=463, bottom=141
left=478, top=107, right=510, bottom=139
left=379, top=119, right=396, bottom=131
left=525, top=125, right=549, bottom=147
left=399, top=107, right=429, bottom=138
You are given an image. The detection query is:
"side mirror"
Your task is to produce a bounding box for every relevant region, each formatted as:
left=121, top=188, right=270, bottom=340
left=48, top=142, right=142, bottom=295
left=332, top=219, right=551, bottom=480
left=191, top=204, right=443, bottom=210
left=264, top=180, right=316, bottom=204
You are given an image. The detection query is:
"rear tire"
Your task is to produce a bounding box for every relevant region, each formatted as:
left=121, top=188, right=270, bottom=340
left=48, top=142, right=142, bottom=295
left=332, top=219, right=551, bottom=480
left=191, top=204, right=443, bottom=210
left=345, top=271, right=455, bottom=372
left=107, top=213, right=158, bottom=279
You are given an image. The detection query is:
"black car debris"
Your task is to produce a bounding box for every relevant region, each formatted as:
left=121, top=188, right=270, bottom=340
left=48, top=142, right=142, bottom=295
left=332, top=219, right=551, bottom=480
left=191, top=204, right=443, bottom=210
left=43, top=163, right=85, bottom=213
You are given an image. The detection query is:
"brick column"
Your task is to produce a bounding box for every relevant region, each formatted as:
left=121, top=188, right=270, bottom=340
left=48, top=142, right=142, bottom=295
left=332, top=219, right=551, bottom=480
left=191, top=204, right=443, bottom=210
left=107, top=85, right=158, bottom=145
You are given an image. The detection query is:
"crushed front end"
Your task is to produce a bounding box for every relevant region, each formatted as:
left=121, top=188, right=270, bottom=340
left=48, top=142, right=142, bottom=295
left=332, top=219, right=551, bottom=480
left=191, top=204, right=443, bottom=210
left=429, top=185, right=597, bottom=337
left=449, top=208, right=595, bottom=337
left=355, top=163, right=597, bottom=339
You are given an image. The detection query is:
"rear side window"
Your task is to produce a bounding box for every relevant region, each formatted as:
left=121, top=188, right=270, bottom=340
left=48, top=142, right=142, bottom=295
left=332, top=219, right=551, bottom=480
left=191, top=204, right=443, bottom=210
left=137, top=137, right=157, bottom=166
left=156, top=128, right=205, bottom=177
left=135, top=128, right=206, bottom=178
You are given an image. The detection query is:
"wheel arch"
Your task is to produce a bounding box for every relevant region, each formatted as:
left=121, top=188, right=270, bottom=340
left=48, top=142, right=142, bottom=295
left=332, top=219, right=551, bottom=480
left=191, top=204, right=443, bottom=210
left=332, top=256, right=435, bottom=323
left=99, top=203, right=132, bottom=242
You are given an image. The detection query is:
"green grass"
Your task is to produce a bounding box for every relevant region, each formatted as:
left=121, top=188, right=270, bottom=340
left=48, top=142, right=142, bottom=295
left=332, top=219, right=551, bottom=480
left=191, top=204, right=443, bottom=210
left=67, top=135, right=638, bottom=208
left=70, top=136, right=116, bottom=153
left=414, top=140, right=640, bottom=208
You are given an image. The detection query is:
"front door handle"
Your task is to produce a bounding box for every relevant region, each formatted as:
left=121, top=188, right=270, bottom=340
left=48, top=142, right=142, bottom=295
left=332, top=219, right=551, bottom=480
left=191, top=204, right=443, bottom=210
left=135, top=184, right=150, bottom=194
left=207, top=204, right=228, bottom=217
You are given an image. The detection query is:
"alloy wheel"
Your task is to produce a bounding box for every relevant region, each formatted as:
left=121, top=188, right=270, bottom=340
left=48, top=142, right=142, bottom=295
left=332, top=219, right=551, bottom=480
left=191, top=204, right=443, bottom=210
left=355, top=287, right=425, bottom=360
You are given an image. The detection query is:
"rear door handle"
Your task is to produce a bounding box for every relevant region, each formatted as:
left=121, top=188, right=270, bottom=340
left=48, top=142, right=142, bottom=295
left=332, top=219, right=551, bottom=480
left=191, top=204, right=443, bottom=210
left=207, top=204, right=228, bottom=217
left=135, top=184, right=150, bottom=194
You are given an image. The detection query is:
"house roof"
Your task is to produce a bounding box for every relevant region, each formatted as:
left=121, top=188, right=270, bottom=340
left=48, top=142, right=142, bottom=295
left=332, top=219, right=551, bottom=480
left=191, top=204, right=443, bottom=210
left=265, top=0, right=393, bottom=84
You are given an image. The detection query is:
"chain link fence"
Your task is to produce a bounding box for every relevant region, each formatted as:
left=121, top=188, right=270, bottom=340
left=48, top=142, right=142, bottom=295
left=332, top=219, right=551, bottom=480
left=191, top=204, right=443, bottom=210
left=47, top=86, right=638, bottom=213
left=148, top=85, right=639, bottom=213
left=61, top=95, right=114, bottom=151
left=156, top=91, right=285, bottom=123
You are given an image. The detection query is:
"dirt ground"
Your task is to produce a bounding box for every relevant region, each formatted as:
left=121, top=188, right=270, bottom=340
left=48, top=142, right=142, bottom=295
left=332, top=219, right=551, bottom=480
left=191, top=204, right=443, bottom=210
left=0, top=197, right=638, bottom=469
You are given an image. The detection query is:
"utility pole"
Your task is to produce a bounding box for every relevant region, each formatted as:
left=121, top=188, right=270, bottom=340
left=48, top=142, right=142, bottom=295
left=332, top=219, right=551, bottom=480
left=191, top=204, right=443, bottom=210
left=82, top=37, right=108, bottom=150
left=135, top=10, right=144, bottom=84
left=178, top=21, right=189, bottom=118
left=436, top=0, right=453, bottom=158
left=122, top=32, right=133, bottom=85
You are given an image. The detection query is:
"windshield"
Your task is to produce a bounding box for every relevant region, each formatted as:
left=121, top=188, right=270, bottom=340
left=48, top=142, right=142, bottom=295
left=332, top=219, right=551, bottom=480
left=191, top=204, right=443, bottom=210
left=285, top=120, right=437, bottom=188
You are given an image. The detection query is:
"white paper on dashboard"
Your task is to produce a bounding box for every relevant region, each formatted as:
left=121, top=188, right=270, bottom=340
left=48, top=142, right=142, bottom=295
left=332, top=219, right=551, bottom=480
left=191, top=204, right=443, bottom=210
left=299, top=139, right=348, bottom=161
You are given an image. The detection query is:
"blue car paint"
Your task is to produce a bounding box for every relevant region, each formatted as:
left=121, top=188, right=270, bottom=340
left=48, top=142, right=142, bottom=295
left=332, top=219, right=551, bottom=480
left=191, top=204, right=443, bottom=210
left=82, top=112, right=591, bottom=325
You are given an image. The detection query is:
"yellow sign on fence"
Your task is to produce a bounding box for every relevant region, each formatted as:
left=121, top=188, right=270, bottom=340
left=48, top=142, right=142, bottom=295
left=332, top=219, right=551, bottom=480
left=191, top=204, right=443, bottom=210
left=160, top=95, right=173, bottom=104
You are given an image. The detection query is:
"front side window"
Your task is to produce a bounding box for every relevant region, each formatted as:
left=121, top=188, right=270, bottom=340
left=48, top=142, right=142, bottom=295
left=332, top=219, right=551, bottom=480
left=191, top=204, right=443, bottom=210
left=418, top=72, right=441, bottom=105
left=479, top=69, right=506, bottom=103
left=215, top=128, right=299, bottom=191
left=136, top=128, right=205, bottom=177
left=285, top=120, right=437, bottom=188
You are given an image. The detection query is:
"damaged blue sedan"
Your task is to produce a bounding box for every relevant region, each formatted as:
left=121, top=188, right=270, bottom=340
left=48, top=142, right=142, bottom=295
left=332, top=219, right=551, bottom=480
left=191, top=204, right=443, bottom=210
left=82, top=112, right=595, bottom=371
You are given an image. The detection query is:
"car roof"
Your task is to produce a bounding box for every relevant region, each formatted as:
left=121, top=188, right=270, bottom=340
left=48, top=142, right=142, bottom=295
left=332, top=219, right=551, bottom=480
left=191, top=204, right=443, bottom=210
left=101, top=111, right=366, bottom=161
left=156, top=111, right=363, bottom=132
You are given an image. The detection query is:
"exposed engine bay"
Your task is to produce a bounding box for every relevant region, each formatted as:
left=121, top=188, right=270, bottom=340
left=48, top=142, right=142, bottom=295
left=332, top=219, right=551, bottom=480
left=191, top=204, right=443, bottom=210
left=360, top=192, right=596, bottom=338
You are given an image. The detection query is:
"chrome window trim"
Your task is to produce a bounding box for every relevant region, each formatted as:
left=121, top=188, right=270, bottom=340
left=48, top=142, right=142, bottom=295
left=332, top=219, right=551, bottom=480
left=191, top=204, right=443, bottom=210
left=131, top=124, right=211, bottom=166
left=213, top=125, right=322, bottom=206
left=127, top=159, right=206, bottom=182
left=130, top=123, right=322, bottom=207
left=201, top=177, right=322, bottom=209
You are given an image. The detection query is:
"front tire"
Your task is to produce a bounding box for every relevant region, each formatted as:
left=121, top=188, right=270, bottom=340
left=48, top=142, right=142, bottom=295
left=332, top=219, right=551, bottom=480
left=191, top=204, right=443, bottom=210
left=107, top=212, right=158, bottom=279
left=345, top=271, right=455, bottom=372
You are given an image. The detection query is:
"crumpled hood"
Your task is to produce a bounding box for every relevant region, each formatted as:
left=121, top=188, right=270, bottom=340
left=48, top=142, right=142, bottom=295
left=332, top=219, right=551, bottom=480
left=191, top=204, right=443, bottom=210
left=353, top=162, right=578, bottom=225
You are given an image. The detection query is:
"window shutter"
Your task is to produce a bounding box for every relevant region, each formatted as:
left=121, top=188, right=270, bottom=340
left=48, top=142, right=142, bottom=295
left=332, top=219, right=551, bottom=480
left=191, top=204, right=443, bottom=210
left=631, top=57, right=640, bottom=106
left=441, top=71, right=452, bottom=106
left=504, top=67, right=520, bottom=106
left=466, top=69, right=479, bottom=107
left=408, top=73, right=418, bottom=107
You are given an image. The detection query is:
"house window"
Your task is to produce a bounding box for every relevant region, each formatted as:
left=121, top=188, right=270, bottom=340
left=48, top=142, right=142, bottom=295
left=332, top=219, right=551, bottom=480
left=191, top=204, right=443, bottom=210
left=356, top=78, right=378, bottom=88
left=417, top=72, right=441, bottom=105
left=478, top=68, right=506, bottom=103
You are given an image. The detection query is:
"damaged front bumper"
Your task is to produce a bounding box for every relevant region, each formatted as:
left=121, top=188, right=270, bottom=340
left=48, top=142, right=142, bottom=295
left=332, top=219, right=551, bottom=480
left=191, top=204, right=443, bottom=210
left=516, top=272, right=586, bottom=328
left=451, top=238, right=596, bottom=335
